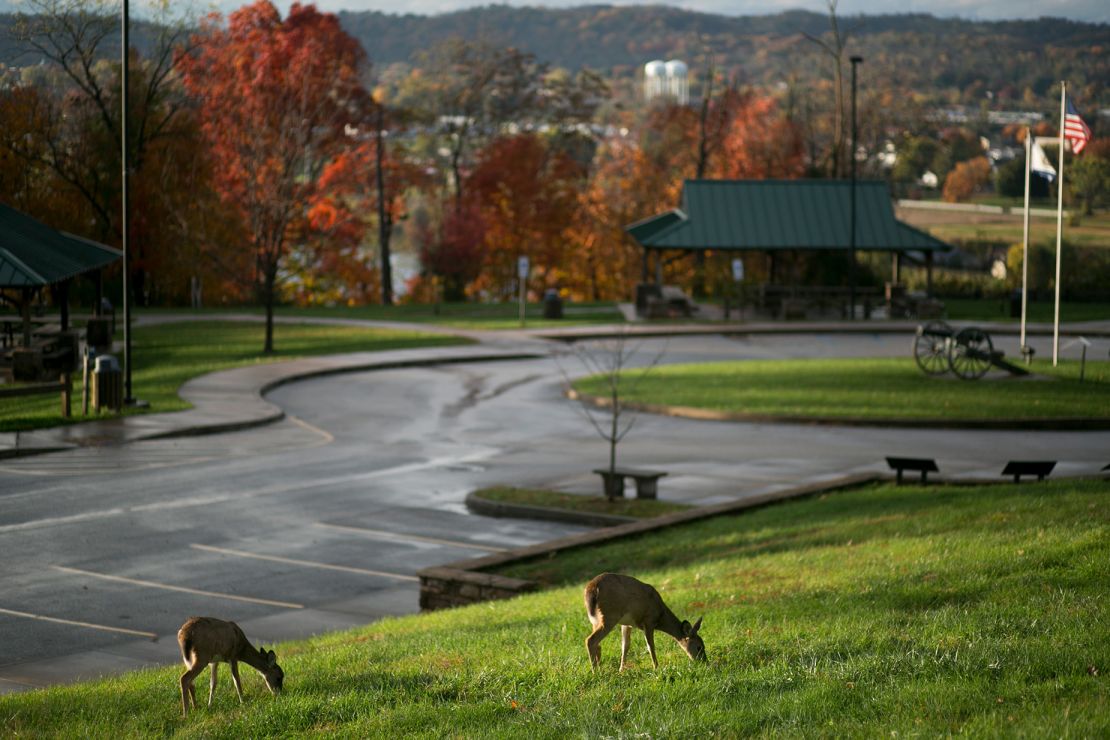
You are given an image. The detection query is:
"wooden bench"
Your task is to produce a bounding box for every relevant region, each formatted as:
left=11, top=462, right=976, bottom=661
left=592, top=467, right=668, bottom=499
left=1001, top=461, right=1055, bottom=483
left=885, top=456, right=939, bottom=484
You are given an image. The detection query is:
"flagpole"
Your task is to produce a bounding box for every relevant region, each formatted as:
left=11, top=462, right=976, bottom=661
left=1052, top=82, right=1066, bottom=366
left=1020, top=127, right=1030, bottom=350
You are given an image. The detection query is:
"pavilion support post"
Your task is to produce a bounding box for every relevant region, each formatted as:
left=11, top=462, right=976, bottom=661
left=925, top=251, right=934, bottom=297
left=655, top=250, right=663, bottom=286
left=94, top=270, right=104, bottom=315
left=59, top=280, right=70, bottom=332
left=891, top=252, right=900, bottom=285
left=641, top=247, right=649, bottom=284
left=20, top=287, right=32, bottom=347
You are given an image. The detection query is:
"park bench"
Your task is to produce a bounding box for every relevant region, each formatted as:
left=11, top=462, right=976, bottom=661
left=885, top=456, right=939, bottom=484
left=592, top=467, right=668, bottom=499
left=1001, top=460, right=1055, bottom=483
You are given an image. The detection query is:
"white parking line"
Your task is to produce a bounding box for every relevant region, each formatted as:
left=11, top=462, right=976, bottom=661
left=313, top=522, right=509, bottom=553
left=0, top=606, right=157, bottom=639
left=190, top=544, right=419, bottom=582
left=50, top=565, right=303, bottom=609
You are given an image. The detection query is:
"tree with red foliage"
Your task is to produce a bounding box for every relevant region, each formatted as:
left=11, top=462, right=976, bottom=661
left=417, top=200, right=486, bottom=302
left=177, top=1, right=370, bottom=352
left=311, top=112, right=432, bottom=306
left=466, top=134, right=585, bottom=300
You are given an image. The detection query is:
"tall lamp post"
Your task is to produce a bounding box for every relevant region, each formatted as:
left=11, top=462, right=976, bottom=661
left=121, top=0, right=133, bottom=403
left=848, top=55, right=862, bottom=321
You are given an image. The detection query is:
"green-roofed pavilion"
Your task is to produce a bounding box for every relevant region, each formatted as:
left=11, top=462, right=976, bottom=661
left=1, top=202, right=121, bottom=347
left=625, top=179, right=951, bottom=316
left=629, top=179, right=949, bottom=253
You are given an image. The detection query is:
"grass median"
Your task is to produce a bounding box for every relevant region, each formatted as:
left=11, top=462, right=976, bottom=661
left=574, top=357, right=1110, bottom=423
left=1, top=479, right=1106, bottom=736
left=0, top=321, right=471, bottom=433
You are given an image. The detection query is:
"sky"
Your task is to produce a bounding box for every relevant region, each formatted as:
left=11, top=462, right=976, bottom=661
left=0, top=0, right=1105, bottom=23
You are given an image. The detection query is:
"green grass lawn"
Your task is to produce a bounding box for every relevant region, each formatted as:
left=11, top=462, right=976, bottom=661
left=943, top=297, right=1110, bottom=323
left=1, top=480, right=1106, bottom=737
left=474, top=486, right=691, bottom=518
left=0, top=321, right=470, bottom=433
left=574, top=357, right=1110, bottom=422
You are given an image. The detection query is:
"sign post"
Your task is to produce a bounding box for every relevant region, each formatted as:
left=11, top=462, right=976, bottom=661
left=517, top=256, right=529, bottom=327
left=731, top=258, right=744, bottom=321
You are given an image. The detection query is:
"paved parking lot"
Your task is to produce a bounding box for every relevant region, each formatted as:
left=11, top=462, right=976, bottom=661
left=2, top=331, right=1108, bottom=693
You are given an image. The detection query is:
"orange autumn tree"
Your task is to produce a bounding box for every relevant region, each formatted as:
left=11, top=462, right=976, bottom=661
left=308, top=133, right=431, bottom=306
left=942, top=156, right=992, bottom=203
left=718, top=94, right=805, bottom=179
left=465, top=133, right=585, bottom=300
left=177, top=1, right=370, bottom=352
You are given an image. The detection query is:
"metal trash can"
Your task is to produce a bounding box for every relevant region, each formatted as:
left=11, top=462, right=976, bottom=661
left=91, top=354, right=122, bottom=412
left=543, top=288, right=563, bottom=319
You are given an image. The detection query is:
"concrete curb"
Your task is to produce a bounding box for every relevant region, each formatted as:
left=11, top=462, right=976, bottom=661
left=532, top=320, right=1110, bottom=343
left=464, top=491, right=638, bottom=528
left=567, top=390, right=1110, bottom=432
left=418, top=473, right=879, bottom=611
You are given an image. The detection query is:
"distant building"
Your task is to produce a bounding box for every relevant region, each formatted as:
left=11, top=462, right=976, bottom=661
left=643, top=59, right=688, bottom=105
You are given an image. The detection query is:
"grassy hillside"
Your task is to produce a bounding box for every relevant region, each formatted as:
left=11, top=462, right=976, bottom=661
left=2, top=480, right=1106, bottom=736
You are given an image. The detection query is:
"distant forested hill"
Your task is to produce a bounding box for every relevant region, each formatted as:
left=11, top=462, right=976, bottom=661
left=1, top=6, right=1106, bottom=108
left=338, top=6, right=1109, bottom=107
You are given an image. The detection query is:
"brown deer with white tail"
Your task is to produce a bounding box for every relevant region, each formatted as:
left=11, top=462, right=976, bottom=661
left=177, top=616, right=284, bottom=717
left=584, top=572, right=706, bottom=670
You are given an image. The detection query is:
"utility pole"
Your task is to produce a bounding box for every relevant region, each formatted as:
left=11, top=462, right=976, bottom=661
left=375, top=100, right=393, bottom=306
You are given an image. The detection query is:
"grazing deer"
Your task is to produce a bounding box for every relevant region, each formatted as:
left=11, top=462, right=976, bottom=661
left=584, top=572, right=706, bottom=670
left=177, top=616, right=284, bottom=717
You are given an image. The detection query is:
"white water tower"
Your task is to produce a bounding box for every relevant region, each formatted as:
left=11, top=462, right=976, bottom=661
left=643, top=58, right=688, bottom=105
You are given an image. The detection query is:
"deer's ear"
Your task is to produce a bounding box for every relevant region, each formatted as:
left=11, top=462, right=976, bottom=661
left=690, top=617, right=703, bottom=635
left=267, top=649, right=277, bottom=665
left=681, top=620, right=692, bottom=635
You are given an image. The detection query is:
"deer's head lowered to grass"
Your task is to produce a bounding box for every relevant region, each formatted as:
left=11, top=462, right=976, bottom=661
left=584, top=572, right=706, bottom=670
left=177, top=616, right=284, bottom=718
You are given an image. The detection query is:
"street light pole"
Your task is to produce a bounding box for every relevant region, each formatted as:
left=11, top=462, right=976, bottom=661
left=848, top=55, right=862, bottom=321
left=121, top=0, right=133, bottom=402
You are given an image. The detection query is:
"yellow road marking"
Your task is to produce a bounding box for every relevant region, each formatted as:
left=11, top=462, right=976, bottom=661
left=0, top=606, right=157, bottom=639
left=190, top=544, right=419, bottom=582
left=50, top=565, right=303, bottom=609
left=313, top=522, right=508, bottom=552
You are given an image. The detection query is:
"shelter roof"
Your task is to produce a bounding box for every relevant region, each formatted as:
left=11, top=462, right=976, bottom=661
left=0, top=202, right=121, bottom=288
left=627, top=179, right=950, bottom=252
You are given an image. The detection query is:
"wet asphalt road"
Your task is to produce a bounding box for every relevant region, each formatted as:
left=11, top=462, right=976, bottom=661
left=1, top=331, right=1108, bottom=691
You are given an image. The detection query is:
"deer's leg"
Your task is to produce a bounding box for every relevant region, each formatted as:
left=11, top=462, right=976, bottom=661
left=619, top=626, right=632, bottom=672
left=180, top=663, right=204, bottom=717
left=644, top=629, right=659, bottom=669
left=586, top=621, right=614, bottom=669
left=207, top=663, right=218, bottom=707
left=229, top=661, right=245, bottom=703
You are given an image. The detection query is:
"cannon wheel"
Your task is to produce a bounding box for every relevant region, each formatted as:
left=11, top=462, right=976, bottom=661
left=913, top=320, right=953, bottom=376
left=948, top=326, right=993, bottom=380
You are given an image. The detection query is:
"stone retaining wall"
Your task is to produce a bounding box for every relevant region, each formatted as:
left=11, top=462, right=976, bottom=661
left=419, top=473, right=879, bottom=611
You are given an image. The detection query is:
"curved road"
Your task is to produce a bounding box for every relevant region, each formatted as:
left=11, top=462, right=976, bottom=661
left=0, top=330, right=1107, bottom=692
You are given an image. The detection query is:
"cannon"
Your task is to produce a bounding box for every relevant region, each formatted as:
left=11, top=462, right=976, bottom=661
left=913, top=321, right=1028, bottom=380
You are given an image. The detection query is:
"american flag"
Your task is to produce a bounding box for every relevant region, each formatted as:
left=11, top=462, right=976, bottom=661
left=1064, top=96, right=1091, bottom=155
